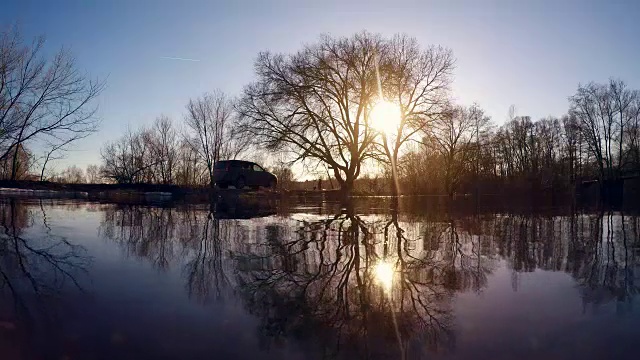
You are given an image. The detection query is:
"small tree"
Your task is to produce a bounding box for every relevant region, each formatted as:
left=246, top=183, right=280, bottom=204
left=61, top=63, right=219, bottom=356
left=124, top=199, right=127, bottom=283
left=59, top=165, right=84, bottom=184
left=185, top=91, right=247, bottom=187
left=147, top=116, right=178, bottom=184
left=86, top=164, right=101, bottom=183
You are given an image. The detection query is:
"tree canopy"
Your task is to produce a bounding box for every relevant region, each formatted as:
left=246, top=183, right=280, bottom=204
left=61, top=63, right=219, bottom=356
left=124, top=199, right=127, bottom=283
left=238, top=32, right=454, bottom=195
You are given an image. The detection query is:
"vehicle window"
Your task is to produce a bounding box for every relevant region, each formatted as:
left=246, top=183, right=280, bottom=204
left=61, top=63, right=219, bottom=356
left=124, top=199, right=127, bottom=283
left=253, top=164, right=264, bottom=172
left=214, top=162, right=227, bottom=169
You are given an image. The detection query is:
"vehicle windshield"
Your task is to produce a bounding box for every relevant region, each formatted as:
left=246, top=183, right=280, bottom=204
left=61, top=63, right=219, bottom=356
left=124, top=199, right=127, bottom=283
left=214, top=162, right=227, bottom=169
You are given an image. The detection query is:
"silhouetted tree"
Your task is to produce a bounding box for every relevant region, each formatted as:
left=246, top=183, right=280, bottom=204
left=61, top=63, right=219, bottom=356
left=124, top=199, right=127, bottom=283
left=373, top=35, right=454, bottom=195
left=428, top=104, right=490, bottom=196
left=0, top=26, right=103, bottom=180
left=238, top=32, right=454, bottom=197
left=85, top=164, right=101, bottom=183
left=569, top=79, right=640, bottom=182
left=185, top=91, right=248, bottom=187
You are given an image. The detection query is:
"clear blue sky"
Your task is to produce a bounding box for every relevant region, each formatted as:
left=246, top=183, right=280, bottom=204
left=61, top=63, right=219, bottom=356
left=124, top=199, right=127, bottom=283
left=3, top=0, right=640, bottom=170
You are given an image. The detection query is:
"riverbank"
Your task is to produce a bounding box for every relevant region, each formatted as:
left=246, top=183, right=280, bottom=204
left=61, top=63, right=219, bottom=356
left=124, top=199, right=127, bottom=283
left=0, top=180, right=345, bottom=205
left=2, top=179, right=638, bottom=210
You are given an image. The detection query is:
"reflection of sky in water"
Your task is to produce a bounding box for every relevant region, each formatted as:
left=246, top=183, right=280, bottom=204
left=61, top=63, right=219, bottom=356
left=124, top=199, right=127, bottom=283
left=0, top=198, right=638, bottom=359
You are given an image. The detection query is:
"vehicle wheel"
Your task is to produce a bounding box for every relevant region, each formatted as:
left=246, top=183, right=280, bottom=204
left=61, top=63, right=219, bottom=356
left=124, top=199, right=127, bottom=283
left=235, top=177, right=245, bottom=190
left=269, top=179, right=277, bottom=189
left=217, top=183, right=228, bottom=189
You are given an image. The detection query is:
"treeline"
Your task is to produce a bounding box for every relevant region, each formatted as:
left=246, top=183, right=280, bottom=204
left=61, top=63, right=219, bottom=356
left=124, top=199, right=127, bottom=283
left=98, top=91, right=295, bottom=188
left=98, top=32, right=640, bottom=195
left=4, top=28, right=640, bottom=196
left=395, top=79, right=640, bottom=196
left=98, top=92, right=251, bottom=186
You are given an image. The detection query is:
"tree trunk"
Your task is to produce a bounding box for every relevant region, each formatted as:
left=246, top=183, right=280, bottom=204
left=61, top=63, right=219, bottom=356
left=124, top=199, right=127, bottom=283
left=389, top=153, right=400, bottom=196
left=207, top=160, right=215, bottom=188
left=10, top=144, right=20, bottom=180
left=339, top=177, right=355, bottom=201
left=40, top=154, right=50, bottom=181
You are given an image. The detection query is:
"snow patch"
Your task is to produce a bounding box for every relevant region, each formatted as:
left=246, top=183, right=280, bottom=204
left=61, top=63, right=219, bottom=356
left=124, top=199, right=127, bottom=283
left=0, top=188, right=88, bottom=198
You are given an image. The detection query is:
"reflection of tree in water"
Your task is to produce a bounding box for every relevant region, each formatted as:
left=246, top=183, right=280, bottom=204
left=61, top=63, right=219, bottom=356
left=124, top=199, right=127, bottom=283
left=179, top=210, right=241, bottom=303
left=100, top=205, right=240, bottom=303
left=419, top=214, right=496, bottom=293
left=100, top=205, right=180, bottom=270
left=0, top=199, right=89, bottom=352
left=229, top=206, right=496, bottom=358
left=100, top=204, right=493, bottom=357
left=489, top=212, right=640, bottom=310
left=569, top=213, right=640, bottom=312
left=98, top=203, right=640, bottom=358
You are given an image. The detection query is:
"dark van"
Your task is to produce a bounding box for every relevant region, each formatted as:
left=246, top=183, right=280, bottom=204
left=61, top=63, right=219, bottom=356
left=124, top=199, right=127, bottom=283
left=213, top=160, right=278, bottom=189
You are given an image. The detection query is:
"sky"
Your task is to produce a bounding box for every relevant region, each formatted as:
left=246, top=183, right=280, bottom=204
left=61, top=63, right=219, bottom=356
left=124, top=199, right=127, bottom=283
left=3, top=0, right=640, bottom=172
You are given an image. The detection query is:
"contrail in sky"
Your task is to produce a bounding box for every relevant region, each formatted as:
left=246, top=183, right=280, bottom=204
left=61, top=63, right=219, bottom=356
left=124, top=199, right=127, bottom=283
left=160, top=56, right=201, bottom=62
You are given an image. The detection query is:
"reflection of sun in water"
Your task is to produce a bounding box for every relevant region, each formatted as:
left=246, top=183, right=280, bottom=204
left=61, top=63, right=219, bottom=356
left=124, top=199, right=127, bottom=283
left=373, top=260, right=396, bottom=294
left=370, top=100, right=402, bottom=136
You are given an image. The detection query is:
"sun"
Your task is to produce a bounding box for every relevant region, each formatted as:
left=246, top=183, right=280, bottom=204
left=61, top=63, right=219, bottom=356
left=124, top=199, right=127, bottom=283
left=370, top=100, right=402, bottom=136
left=373, top=260, right=396, bottom=294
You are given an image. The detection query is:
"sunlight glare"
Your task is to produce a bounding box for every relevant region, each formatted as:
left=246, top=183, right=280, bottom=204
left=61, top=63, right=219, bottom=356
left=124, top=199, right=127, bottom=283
left=373, top=260, right=395, bottom=294
left=370, top=100, right=402, bottom=136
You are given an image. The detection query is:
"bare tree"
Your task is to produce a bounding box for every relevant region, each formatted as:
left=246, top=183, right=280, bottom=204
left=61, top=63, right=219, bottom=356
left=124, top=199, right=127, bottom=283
left=0, top=26, right=104, bottom=180
left=85, top=164, right=101, bottom=183
left=375, top=35, right=454, bottom=195
left=38, top=133, right=86, bottom=181
left=100, top=116, right=215, bottom=186
left=624, top=98, right=640, bottom=169
left=561, top=114, right=582, bottom=183
left=267, top=155, right=296, bottom=190
left=239, top=32, right=451, bottom=196
left=185, top=91, right=246, bottom=187
left=147, top=115, right=178, bottom=184
left=0, top=143, right=30, bottom=180
left=57, top=165, right=84, bottom=183
left=569, top=80, right=639, bottom=183
left=101, top=128, right=155, bottom=184
left=428, top=104, right=490, bottom=196
left=174, top=139, right=207, bottom=186
left=609, top=79, right=640, bottom=170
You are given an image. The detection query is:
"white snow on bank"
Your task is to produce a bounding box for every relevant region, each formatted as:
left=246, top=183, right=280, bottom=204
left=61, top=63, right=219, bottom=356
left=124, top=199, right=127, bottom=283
left=144, top=192, right=173, bottom=199
left=0, top=188, right=88, bottom=198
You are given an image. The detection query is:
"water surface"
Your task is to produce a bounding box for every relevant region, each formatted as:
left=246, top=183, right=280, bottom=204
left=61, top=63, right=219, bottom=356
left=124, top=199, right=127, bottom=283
left=0, top=197, right=638, bottom=359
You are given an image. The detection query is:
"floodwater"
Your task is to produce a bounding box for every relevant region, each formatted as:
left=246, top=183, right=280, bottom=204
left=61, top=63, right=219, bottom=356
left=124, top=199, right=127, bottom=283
left=0, top=197, right=639, bottom=360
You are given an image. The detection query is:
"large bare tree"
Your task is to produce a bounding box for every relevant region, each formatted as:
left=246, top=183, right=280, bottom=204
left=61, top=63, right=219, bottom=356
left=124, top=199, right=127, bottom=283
left=238, top=32, right=454, bottom=196
left=0, top=26, right=104, bottom=180
left=237, top=32, right=381, bottom=196
left=375, top=35, right=454, bottom=194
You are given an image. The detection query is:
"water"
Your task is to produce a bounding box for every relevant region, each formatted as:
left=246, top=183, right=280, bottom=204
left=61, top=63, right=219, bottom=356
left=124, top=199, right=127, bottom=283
left=0, top=197, right=639, bottom=359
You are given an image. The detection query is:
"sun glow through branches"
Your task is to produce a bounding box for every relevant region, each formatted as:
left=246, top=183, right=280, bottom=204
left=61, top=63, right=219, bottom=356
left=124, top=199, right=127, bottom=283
left=373, top=260, right=396, bottom=294
left=370, top=100, right=402, bottom=137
